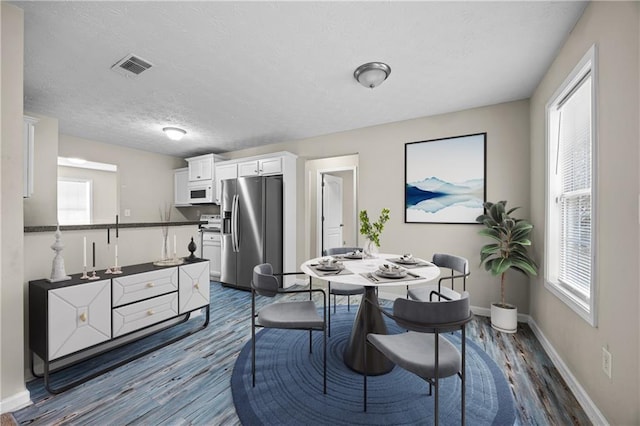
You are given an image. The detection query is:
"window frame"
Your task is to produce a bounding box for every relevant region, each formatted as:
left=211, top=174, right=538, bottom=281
left=544, top=44, right=598, bottom=326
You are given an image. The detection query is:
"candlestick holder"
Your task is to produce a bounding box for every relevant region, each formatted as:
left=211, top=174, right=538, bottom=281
left=187, top=237, right=198, bottom=262
left=105, top=265, right=113, bottom=274
left=111, top=265, right=123, bottom=274
left=89, top=269, right=100, bottom=280
left=81, top=266, right=90, bottom=279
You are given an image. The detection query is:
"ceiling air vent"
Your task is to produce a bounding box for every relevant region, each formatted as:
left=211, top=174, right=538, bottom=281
left=110, top=54, right=153, bottom=78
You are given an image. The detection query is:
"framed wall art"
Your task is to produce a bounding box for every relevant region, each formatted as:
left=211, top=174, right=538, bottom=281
left=405, top=132, right=486, bottom=224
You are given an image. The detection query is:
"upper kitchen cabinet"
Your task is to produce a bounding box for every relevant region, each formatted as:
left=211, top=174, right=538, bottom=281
left=174, top=168, right=190, bottom=207
left=186, top=153, right=215, bottom=182
left=214, top=162, right=238, bottom=204
left=237, top=157, right=282, bottom=177
left=23, top=115, right=39, bottom=198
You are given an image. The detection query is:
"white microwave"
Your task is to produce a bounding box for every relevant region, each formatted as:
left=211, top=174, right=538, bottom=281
left=188, top=181, right=215, bottom=204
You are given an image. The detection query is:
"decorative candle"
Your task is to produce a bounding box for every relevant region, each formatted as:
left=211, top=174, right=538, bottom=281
left=92, top=242, right=96, bottom=268
left=116, top=215, right=119, bottom=238
left=83, top=236, right=87, bottom=267
left=174, top=234, right=177, bottom=256
left=115, top=244, right=119, bottom=267
left=107, top=227, right=110, bottom=245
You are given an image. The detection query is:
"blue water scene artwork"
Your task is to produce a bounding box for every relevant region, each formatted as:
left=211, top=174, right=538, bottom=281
left=405, top=133, right=486, bottom=223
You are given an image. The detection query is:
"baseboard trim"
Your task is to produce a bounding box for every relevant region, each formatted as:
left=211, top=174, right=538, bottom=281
left=527, top=317, right=608, bottom=426
left=0, top=389, right=31, bottom=414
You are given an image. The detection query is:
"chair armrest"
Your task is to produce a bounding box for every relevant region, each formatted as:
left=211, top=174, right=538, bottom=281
left=276, top=287, right=327, bottom=306
left=273, top=271, right=307, bottom=277
left=362, top=293, right=395, bottom=321
left=429, top=290, right=452, bottom=302
left=437, top=272, right=469, bottom=285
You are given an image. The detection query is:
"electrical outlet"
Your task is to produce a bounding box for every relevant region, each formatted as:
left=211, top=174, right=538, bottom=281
left=124, top=209, right=131, bottom=217
left=602, top=346, right=612, bottom=378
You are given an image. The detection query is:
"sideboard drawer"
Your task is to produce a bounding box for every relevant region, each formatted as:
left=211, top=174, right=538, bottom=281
left=112, top=267, right=178, bottom=307
left=112, top=293, right=178, bottom=337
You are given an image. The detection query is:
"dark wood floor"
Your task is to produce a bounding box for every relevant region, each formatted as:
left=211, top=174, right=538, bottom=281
left=11, top=282, right=591, bottom=425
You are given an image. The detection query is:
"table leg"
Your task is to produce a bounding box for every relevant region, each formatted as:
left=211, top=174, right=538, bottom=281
left=343, top=286, right=394, bottom=375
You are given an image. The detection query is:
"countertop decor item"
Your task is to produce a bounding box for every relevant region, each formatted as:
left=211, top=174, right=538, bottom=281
left=187, top=237, right=197, bottom=261
left=359, top=208, right=390, bottom=258
left=476, top=200, right=538, bottom=333
left=47, top=226, right=71, bottom=283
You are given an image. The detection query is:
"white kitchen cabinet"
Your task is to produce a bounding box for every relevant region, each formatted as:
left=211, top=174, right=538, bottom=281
left=174, top=168, right=190, bottom=206
left=187, top=153, right=214, bottom=182
left=215, top=162, right=238, bottom=204
left=237, top=157, right=282, bottom=177
left=47, top=280, right=111, bottom=360
left=23, top=115, right=39, bottom=198
left=178, top=261, right=210, bottom=313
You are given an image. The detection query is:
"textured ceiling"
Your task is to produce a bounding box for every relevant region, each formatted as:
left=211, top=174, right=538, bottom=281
left=13, top=1, right=587, bottom=158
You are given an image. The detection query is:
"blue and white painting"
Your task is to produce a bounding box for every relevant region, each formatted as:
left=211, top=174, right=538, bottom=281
left=405, top=133, right=486, bottom=223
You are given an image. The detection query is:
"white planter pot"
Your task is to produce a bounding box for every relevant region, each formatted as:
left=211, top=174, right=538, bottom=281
left=490, top=303, right=518, bottom=333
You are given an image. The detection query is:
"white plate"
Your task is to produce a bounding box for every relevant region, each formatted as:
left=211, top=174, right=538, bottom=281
left=375, top=269, right=407, bottom=279
left=344, top=253, right=364, bottom=259
left=316, top=264, right=344, bottom=271
left=395, top=258, right=418, bottom=265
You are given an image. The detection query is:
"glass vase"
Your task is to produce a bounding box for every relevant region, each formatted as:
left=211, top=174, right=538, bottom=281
left=364, top=239, right=378, bottom=258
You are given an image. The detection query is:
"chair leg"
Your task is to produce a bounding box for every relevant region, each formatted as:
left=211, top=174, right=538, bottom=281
left=347, top=295, right=351, bottom=311
left=435, top=332, right=440, bottom=426
left=462, top=326, right=466, bottom=425
left=328, top=283, right=332, bottom=338
left=251, top=290, right=256, bottom=388
left=323, top=325, right=327, bottom=394
left=363, top=336, right=368, bottom=412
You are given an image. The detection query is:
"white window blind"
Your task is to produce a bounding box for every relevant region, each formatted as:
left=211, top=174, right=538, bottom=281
left=545, top=44, right=596, bottom=326
left=58, top=178, right=92, bottom=225
left=557, top=75, right=592, bottom=299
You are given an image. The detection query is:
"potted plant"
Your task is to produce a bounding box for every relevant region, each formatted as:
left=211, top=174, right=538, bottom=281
left=476, top=200, right=537, bottom=333
left=359, top=208, right=390, bottom=258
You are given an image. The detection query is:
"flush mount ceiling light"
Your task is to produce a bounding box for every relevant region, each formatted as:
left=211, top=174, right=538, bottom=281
left=163, top=127, right=187, bottom=141
left=354, top=62, right=391, bottom=89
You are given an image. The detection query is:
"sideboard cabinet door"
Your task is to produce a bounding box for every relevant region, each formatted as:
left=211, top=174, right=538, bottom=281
left=179, top=261, right=210, bottom=313
left=48, top=280, right=111, bottom=360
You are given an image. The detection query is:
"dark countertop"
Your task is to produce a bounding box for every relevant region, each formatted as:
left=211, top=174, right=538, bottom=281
left=25, top=221, right=206, bottom=233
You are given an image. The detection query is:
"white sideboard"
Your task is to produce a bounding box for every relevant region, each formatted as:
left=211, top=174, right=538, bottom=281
left=29, top=259, right=210, bottom=393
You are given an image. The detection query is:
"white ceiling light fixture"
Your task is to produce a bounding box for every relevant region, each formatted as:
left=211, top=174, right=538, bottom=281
left=354, top=62, right=391, bottom=89
left=163, top=127, right=187, bottom=141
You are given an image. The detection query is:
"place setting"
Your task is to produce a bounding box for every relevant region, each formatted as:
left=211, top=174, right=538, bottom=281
left=387, top=253, right=434, bottom=269
left=330, top=249, right=365, bottom=261
left=308, top=257, right=354, bottom=276
left=361, top=263, right=424, bottom=284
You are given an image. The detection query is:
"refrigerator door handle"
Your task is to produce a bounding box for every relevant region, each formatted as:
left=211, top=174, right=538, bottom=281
left=232, top=194, right=240, bottom=252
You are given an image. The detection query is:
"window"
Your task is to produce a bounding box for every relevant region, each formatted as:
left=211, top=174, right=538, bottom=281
left=58, top=178, right=92, bottom=225
left=545, top=45, right=597, bottom=326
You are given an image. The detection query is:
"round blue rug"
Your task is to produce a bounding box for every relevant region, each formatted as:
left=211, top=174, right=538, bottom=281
left=231, top=306, right=516, bottom=425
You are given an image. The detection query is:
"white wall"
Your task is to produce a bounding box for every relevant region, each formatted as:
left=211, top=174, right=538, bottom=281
left=1, top=2, right=30, bottom=412
left=225, top=100, right=531, bottom=307
left=529, top=2, right=639, bottom=424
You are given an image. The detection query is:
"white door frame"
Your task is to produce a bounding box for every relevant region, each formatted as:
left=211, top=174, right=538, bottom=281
left=315, top=165, right=358, bottom=257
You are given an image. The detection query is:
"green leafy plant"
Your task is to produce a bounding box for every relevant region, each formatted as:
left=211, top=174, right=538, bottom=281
left=476, top=201, right=538, bottom=307
left=359, top=208, right=390, bottom=247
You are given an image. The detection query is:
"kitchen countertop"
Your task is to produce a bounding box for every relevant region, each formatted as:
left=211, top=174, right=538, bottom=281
left=24, top=221, right=206, bottom=233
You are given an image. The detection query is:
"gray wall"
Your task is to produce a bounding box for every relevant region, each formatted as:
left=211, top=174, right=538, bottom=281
left=529, top=2, right=639, bottom=424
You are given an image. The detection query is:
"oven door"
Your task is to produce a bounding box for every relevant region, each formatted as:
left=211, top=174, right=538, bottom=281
left=188, top=183, right=214, bottom=204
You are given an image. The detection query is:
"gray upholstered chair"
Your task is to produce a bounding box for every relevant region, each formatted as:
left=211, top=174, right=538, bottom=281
left=363, top=291, right=473, bottom=425
left=408, top=253, right=469, bottom=302
left=323, top=246, right=365, bottom=336
left=251, top=263, right=327, bottom=393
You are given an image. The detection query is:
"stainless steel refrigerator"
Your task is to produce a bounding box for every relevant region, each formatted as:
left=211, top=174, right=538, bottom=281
left=220, top=176, right=283, bottom=290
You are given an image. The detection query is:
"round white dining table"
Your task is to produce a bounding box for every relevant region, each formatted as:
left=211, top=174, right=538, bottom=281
left=301, top=253, right=440, bottom=375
